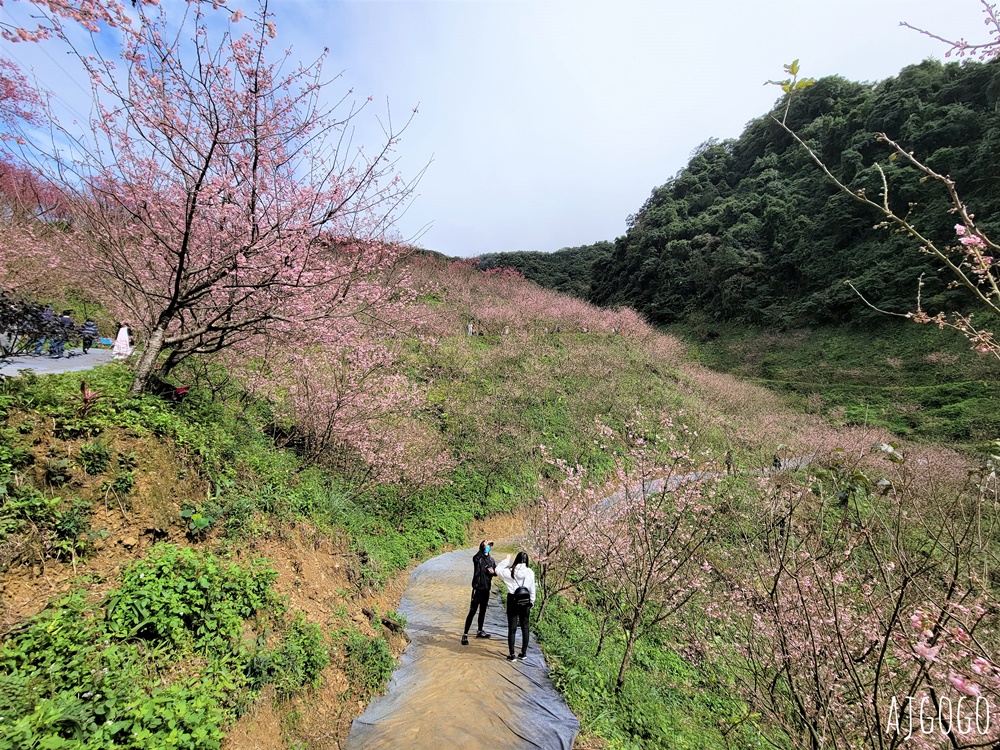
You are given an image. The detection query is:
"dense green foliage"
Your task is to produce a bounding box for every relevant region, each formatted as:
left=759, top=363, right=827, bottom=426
left=592, top=60, right=1000, bottom=326
left=482, top=61, right=1000, bottom=329
left=0, top=545, right=327, bottom=750
left=478, top=242, right=612, bottom=298
left=336, top=629, right=397, bottom=700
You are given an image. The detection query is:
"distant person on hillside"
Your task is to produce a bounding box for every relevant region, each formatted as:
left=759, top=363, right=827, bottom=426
left=467, top=322, right=473, bottom=336
left=725, top=450, right=734, bottom=475
left=496, top=551, right=536, bottom=661
left=80, top=319, right=99, bottom=354
left=50, top=310, right=74, bottom=358
left=461, top=540, right=497, bottom=645
left=32, top=305, right=54, bottom=355
left=113, top=322, right=132, bottom=359
left=772, top=454, right=781, bottom=471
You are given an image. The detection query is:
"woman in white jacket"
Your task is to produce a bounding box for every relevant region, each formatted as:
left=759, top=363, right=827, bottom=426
left=495, top=551, right=536, bottom=661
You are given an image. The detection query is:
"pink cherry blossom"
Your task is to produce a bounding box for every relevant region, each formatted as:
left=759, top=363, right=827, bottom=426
left=948, top=671, right=982, bottom=697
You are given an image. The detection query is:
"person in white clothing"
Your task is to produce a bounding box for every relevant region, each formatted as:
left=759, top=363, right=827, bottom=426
left=112, top=323, right=132, bottom=359
left=495, top=551, right=536, bottom=661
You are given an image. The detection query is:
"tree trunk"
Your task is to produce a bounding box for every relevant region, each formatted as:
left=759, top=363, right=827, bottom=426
left=616, top=628, right=639, bottom=693
left=535, top=569, right=548, bottom=622
left=596, top=614, right=610, bottom=657
left=129, top=326, right=166, bottom=395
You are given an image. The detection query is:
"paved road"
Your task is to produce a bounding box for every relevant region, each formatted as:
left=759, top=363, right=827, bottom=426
left=345, top=548, right=579, bottom=750
left=0, top=350, right=117, bottom=378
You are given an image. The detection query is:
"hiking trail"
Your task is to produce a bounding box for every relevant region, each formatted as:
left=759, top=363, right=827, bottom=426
left=0, top=350, right=116, bottom=378
left=345, top=547, right=579, bottom=750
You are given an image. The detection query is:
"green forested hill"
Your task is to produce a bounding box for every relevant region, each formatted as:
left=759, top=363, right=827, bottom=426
left=488, top=59, right=1000, bottom=329
left=478, top=242, right=612, bottom=298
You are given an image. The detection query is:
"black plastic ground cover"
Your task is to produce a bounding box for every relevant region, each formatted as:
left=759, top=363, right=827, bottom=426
left=345, top=548, right=580, bottom=749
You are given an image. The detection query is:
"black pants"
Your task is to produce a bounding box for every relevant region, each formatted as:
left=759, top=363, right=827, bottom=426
left=507, top=603, right=530, bottom=656
left=464, top=588, right=490, bottom=634
left=82, top=336, right=94, bottom=353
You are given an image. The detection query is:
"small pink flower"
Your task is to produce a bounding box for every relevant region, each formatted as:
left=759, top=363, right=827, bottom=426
left=955, top=223, right=967, bottom=236
left=948, top=671, right=981, bottom=697
left=914, top=642, right=942, bottom=662
left=970, top=657, right=992, bottom=676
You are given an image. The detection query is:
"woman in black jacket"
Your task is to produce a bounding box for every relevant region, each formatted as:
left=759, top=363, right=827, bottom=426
left=461, top=540, right=496, bottom=645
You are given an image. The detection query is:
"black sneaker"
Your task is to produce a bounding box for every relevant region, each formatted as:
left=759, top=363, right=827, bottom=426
left=506, top=653, right=517, bottom=661
left=518, top=652, right=527, bottom=660
left=461, top=635, right=469, bottom=646
left=476, top=631, right=491, bottom=639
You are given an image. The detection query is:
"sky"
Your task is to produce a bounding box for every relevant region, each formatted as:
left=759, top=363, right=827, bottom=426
left=1, top=0, right=989, bottom=257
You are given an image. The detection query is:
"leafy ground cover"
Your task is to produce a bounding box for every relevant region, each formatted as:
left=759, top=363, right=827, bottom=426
left=0, top=545, right=326, bottom=750
left=0, top=366, right=419, bottom=747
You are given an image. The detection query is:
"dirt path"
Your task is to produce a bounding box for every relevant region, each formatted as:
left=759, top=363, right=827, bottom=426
left=345, top=548, right=579, bottom=750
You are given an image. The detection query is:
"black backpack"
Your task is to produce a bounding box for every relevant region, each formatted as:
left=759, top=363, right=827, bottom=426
left=512, top=567, right=532, bottom=607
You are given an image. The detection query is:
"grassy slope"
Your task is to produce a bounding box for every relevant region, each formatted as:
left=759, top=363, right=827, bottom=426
left=0, top=287, right=733, bottom=748
left=6, top=264, right=992, bottom=749
left=675, top=320, right=1000, bottom=447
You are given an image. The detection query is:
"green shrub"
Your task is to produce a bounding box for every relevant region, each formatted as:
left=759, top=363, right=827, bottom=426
left=180, top=505, right=216, bottom=540
left=0, top=488, right=93, bottom=564
left=78, top=441, right=111, bottom=475
left=338, top=629, right=395, bottom=699
left=104, top=544, right=280, bottom=650
left=266, top=614, right=330, bottom=698
left=0, top=547, right=322, bottom=750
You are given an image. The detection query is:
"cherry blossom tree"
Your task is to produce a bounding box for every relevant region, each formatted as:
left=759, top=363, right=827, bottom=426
left=529, top=449, right=611, bottom=621
left=900, top=0, right=1000, bottom=61
left=0, top=1, right=238, bottom=146
left=707, top=443, right=999, bottom=749
left=0, top=58, right=41, bottom=145
left=532, top=416, right=716, bottom=692
left=407, top=252, right=661, bottom=341
left=10, top=1, right=416, bottom=394
left=0, top=158, right=72, bottom=222
left=0, top=161, right=77, bottom=297
left=244, top=330, right=453, bottom=496
left=0, top=0, right=174, bottom=43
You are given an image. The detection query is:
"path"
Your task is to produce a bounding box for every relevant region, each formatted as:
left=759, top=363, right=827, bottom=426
left=345, top=548, right=579, bottom=750
left=0, top=350, right=116, bottom=378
